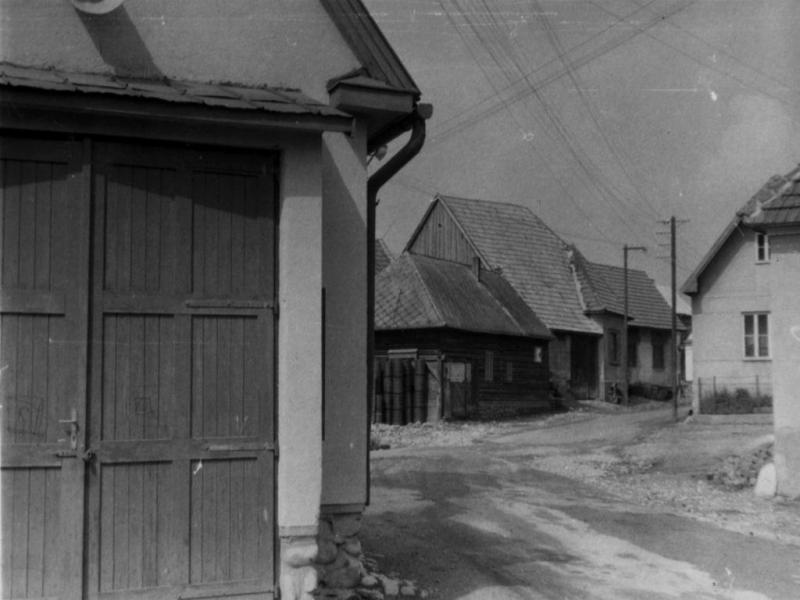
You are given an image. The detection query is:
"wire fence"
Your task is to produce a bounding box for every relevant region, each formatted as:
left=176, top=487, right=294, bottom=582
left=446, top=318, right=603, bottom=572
left=695, top=375, right=772, bottom=414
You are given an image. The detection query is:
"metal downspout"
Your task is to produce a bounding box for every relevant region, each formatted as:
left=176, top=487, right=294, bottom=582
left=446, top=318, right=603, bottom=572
left=365, top=109, right=427, bottom=504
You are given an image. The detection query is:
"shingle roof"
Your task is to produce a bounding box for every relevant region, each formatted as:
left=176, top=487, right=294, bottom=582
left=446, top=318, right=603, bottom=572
left=375, top=238, right=394, bottom=273
left=682, top=164, right=800, bottom=294
left=426, top=195, right=602, bottom=334
left=375, top=254, right=551, bottom=338
left=321, top=0, right=420, bottom=97
left=578, top=262, right=682, bottom=330
left=0, top=63, right=349, bottom=119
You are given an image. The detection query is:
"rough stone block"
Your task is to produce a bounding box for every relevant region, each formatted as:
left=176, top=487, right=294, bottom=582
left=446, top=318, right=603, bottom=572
left=316, top=540, right=339, bottom=565
left=332, top=514, right=362, bottom=539
left=342, top=538, right=362, bottom=557
left=755, top=462, right=777, bottom=498
left=283, top=541, right=318, bottom=568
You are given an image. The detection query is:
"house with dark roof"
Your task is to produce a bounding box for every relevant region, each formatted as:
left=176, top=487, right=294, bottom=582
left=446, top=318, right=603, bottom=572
left=375, top=254, right=552, bottom=418
left=681, top=165, right=800, bottom=498
left=0, top=2, right=428, bottom=598
left=404, top=194, right=680, bottom=401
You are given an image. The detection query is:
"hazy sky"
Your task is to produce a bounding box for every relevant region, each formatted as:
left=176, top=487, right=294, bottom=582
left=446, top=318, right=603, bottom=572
left=365, top=0, right=800, bottom=287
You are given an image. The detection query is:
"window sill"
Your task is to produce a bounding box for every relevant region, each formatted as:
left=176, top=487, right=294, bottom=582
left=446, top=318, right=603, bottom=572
left=743, top=357, right=771, bottom=362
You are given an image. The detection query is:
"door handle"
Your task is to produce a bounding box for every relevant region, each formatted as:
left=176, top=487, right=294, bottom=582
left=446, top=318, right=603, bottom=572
left=58, top=408, right=79, bottom=450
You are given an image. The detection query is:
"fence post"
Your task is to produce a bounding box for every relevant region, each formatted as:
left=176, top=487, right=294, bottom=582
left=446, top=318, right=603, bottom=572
left=696, top=377, right=702, bottom=415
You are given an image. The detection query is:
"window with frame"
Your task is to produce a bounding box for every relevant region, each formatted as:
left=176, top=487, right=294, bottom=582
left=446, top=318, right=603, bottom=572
left=533, top=346, right=543, bottom=364
left=484, top=350, right=494, bottom=382
left=608, top=330, right=620, bottom=365
left=744, top=313, right=769, bottom=358
left=652, top=332, right=666, bottom=370
left=756, top=232, right=770, bottom=263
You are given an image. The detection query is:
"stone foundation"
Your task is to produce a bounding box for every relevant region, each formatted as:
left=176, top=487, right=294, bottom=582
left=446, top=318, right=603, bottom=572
left=316, top=511, right=365, bottom=591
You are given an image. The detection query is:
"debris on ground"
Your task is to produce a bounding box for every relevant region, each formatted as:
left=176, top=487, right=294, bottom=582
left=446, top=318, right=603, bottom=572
left=710, top=444, right=774, bottom=490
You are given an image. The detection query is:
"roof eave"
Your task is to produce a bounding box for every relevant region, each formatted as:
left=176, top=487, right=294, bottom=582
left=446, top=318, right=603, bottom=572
left=0, top=86, right=354, bottom=136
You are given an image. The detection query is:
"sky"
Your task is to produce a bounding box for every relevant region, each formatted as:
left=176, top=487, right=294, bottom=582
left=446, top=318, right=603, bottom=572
left=364, top=0, right=800, bottom=288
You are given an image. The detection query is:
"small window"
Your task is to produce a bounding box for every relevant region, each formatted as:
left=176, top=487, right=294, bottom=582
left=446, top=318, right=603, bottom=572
left=652, top=333, right=666, bottom=370
left=484, top=350, right=494, bottom=382
left=608, top=330, right=620, bottom=365
left=744, top=313, right=770, bottom=358
left=756, top=232, right=770, bottom=263
left=533, top=346, right=543, bottom=363
left=505, top=361, right=513, bottom=383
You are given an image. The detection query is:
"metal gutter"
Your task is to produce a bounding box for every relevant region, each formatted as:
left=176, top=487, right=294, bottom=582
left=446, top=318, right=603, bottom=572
left=365, top=103, right=430, bottom=504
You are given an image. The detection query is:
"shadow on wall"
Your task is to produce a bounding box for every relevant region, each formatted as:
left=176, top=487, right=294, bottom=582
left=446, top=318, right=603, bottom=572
left=78, top=5, right=163, bottom=78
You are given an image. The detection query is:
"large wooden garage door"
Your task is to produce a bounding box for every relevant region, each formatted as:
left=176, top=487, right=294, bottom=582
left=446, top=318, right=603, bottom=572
left=1, top=139, right=89, bottom=600
left=1, top=138, right=277, bottom=600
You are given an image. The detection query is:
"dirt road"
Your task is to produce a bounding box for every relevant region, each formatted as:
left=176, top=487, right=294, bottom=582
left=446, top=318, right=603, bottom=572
left=364, top=407, right=800, bottom=599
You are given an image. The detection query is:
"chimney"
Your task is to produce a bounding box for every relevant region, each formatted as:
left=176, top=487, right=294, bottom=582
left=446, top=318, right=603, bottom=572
left=472, top=256, right=481, bottom=281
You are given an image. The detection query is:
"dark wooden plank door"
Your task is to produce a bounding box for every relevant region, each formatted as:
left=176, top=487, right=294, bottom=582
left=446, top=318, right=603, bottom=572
left=1, top=138, right=90, bottom=600
left=86, top=143, right=276, bottom=600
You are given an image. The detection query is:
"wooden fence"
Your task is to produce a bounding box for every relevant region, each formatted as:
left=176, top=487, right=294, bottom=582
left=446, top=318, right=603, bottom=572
left=373, top=358, right=439, bottom=425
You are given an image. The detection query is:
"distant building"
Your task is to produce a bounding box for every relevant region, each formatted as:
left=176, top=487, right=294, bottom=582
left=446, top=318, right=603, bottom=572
left=683, top=165, right=800, bottom=498
left=375, top=254, right=552, bottom=419
left=404, top=194, right=681, bottom=402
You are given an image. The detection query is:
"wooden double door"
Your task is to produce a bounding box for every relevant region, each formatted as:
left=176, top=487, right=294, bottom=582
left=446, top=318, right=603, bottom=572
left=1, top=137, right=277, bottom=600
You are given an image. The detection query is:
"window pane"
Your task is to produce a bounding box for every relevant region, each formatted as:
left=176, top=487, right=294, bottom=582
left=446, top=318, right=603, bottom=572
left=744, top=314, right=754, bottom=335
left=758, top=334, right=768, bottom=357
left=758, top=314, right=768, bottom=336
left=744, top=335, right=755, bottom=357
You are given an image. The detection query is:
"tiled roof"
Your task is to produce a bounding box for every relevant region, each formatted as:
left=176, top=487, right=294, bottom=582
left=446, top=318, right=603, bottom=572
left=375, top=238, right=394, bottom=273
left=0, top=63, right=349, bottom=119
left=655, top=285, right=691, bottom=316
left=375, top=254, right=551, bottom=338
left=578, top=262, right=681, bottom=330
left=321, top=0, right=420, bottom=97
left=683, top=164, right=800, bottom=294
left=432, top=195, right=602, bottom=334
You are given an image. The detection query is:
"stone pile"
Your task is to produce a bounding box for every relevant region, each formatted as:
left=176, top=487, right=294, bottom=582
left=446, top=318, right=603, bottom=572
left=315, top=513, right=427, bottom=600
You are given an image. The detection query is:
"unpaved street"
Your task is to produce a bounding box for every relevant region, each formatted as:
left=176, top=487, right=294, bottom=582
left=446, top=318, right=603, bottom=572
left=364, top=407, right=800, bottom=599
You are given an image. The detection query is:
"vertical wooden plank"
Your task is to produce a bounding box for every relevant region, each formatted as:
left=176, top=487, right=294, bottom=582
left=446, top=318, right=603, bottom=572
left=201, top=461, right=217, bottom=582
left=191, top=317, right=204, bottom=439
left=217, top=318, right=231, bottom=437
left=117, top=166, right=132, bottom=293
left=26, top=468, right=46, bottom=596
left=99, top=465, right=114, bottom=592
left=229, top=459, right=244, bottom=580
left=242, top=459, right=259, bottom=578
left=230, top=318, right=245, bottom=436
left=192, top=174, right=205, bottom=297
left=145, top=169, right=161, bottom=293
left=1, top=471, right=11, bottom=595
left=190, top=460, right=202, bottom=584
left=12, top=470, right=31, bottom=596
left=16, top=316, right=34, bottom=444
left=30, top=317, right=49, bottom=444
left=243, top=177, right=259, bottom=295
left=113, top=465, right=129, bottom=590
left=204, top=174, right=219, bottom=296
left=0, top=158, right=5, bottom=287
left=116, top=317, right=131, bottom=441
left=42, top=469, right=60, bottom=596
left=217, top=176, right=233, bottom=296
left=1, top=315, right=18, bottom=440
left=143, top=317, right=159, bottom=439
left=204, top=319, right=218, bottom=438
left=2, top=160, right=20, bottom=286
left=104, top=166, right=117, bottom=292
left=141, top=464, right=158, bottom=587
left=34, top=163, right=52, bottom=290
left=18, top=161, right=36, bottom=289
left=130, top=167, right=147, bottom=292
left=215, top=461, right=230, bottom=581
left=127, top=465, right=144, bottom=588
left=230, top=175, right=245, bottom=295
left=103, top=316, right=117, bottom=443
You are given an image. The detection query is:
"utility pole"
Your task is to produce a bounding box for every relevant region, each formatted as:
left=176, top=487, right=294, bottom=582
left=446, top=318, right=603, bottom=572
left=670, top=216, right=678, bottom=422
left=622, top=244, right=647, bottom=406
left=658, top=216, right=689, bottom=421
